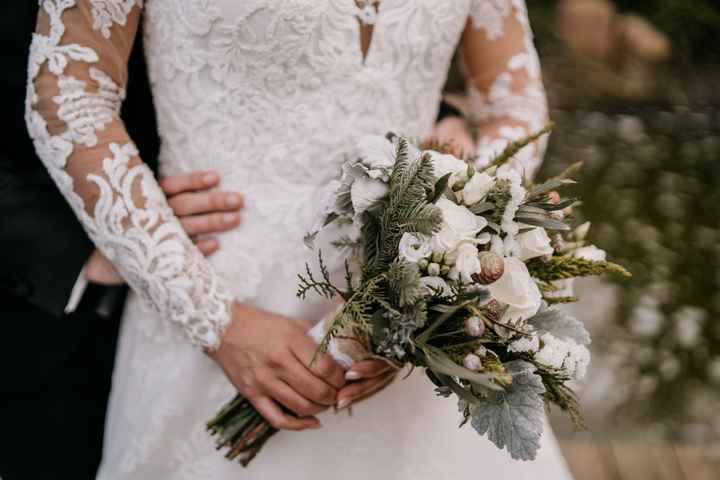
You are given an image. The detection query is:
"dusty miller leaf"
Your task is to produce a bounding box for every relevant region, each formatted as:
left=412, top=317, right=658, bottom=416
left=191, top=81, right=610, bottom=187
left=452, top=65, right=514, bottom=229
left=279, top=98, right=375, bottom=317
left=528, top=305, right=591, bottom=346
left=469, top=361, right=546, bottom=461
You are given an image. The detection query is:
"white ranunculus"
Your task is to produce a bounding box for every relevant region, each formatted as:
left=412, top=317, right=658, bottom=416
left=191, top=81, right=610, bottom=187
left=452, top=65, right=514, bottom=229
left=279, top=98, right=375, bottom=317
left=516, top=227, right=554, bottom=261
left=398, top=233, right=432, bottom=264
left=355, top=134, right=396, bottom=180
left=350, top=175, right=388, bottom=215
left=426, top=151, right=468, bottom=180
left=462, top=172, right=494, bottom=205
left=448, top=242, right=481, bottom=284
left=487, top=257, right=542, bottom=322
left=572, top=245, right=606, bottom=262
left=432, top=198, right=487, bottom=252
left=419, top=276, right=453, bottom=297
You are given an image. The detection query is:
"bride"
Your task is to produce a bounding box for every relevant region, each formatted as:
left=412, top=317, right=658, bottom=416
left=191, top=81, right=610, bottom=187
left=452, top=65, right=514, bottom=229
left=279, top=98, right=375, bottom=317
left=26, top=0, right=572, bottom=478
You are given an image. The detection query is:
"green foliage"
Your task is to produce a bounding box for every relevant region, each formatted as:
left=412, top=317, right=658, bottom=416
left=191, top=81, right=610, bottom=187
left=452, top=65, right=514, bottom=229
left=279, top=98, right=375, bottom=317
left=528, top=256, right=631, bottom=282
left=483, top=123, right=554, bottom=172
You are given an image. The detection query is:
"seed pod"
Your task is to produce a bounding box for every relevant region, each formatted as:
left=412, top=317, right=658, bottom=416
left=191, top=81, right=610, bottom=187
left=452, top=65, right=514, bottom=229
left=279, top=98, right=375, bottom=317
left=482, top=299, right=508, bottom=324
left=427, top=262, right=441, bottom=277
left=473, top=252, right=505, bottom=285
left=464, top=316, right=485, bottom=337
left=418, top=258, right=429, bottom=270
left=463, top=353, right=483, bottom=371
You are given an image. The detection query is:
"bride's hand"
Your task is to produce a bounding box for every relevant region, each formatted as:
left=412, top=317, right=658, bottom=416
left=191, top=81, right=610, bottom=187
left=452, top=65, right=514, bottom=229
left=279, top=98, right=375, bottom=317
left=426, top=115, right=475, bottom=158
left=85, top=170, right=244, bottom=285
left=209, top=303, right=347, bottom=431
left=336, top=359, right=399, bottom=410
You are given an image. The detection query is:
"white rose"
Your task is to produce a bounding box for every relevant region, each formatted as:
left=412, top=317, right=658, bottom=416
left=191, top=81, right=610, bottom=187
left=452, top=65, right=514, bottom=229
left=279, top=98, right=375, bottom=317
left=432, top=198, right=487, bottom=251
left=426, top=151, right=468, bottom=180
left=448, top=242, right=481, bottom=284
left=355, top=134, right=396, bottom=180
left=398, top=233, right=432, bottom=264
left=419, top=276, right=453, bottom=297
left=350, top=175, right=388, bottom=215
left=487, top=257, right=542, bottom=322
left=462, top=172, right=494, bottom=205
left=516, top=227, right=554, bottom=261
left=572, top=245, right=606, bottom=262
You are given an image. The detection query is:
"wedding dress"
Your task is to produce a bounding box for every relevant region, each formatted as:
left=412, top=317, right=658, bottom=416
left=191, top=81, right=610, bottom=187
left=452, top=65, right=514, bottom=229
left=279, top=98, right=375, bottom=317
left=26, top=1, right=572, bottom=478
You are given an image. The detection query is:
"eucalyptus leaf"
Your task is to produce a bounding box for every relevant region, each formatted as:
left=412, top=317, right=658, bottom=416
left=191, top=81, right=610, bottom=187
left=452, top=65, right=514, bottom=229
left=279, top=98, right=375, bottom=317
left=429, top=173, right=452, bottom=203
left=468, top=201, right=494, bottom=215
left=515, top=214, right=571, bottom=231
left=421, top=345, right=502, bottom=391
left=527, top=178, right=576, bottom=199
left=469, top=361, right=546, bottom=461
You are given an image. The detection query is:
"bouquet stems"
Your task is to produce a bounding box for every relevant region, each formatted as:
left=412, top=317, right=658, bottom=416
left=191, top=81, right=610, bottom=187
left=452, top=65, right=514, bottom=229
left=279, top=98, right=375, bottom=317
left=206, top=395, right=277, bottom=466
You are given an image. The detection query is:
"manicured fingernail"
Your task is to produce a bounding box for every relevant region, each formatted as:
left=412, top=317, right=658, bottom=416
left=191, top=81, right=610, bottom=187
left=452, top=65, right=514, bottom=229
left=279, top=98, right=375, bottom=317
left=227, top=194, right=241, bottom=207
left=337, top=398, right=352, bottom=410
left=223, top=213, right=238, bottom=224
left=345, top=371, right=361, bottom=381
left=203, top=172, right=218, bottom=185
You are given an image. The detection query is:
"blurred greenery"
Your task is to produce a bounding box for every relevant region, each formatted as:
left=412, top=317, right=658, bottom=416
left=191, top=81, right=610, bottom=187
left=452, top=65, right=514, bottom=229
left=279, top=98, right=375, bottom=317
left=525, top=2, right=720, bottom=441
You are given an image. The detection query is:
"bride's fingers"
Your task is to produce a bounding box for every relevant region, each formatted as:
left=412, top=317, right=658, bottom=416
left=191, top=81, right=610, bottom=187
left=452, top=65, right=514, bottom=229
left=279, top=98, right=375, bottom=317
left=345, top=359, right=395, bottom=380
left=290, top=337, right=346, bottom=390
left=250, top=396, right=321, bottom=431
left=267, top=380, right=328, bottom=417
left=337, top=372, right=397, bottom=409
left=160, top=170, right=219, bottom=196
left=279, top=352, right=339, bottom=406
left=179, top=212, right=241, bottom=237
left=194, top=237, right=220, bottom=256
left=168, top=190, right=244, bottom=216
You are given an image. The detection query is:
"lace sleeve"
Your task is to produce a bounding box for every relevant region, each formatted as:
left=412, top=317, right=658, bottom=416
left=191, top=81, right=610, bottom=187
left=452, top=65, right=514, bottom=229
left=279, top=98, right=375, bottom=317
left=463, top=0, right=549, bottom=180
left=25, top=0, right=232, bottom=349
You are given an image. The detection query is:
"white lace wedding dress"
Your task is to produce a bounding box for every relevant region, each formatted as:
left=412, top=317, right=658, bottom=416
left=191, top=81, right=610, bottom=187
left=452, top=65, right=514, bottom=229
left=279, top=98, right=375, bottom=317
left=26, top=1, right=572, bottom=478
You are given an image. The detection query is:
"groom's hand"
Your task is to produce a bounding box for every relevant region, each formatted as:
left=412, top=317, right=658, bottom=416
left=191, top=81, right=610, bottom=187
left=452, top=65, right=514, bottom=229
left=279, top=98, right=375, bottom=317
left=209, top=303, right=347, bottom=431
left=85, top=170, right=244, bottom=285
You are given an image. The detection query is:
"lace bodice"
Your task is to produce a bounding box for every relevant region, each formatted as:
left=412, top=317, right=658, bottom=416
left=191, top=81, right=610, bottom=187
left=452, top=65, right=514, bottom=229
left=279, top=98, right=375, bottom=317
left=26, top=0, right=547, bottom=349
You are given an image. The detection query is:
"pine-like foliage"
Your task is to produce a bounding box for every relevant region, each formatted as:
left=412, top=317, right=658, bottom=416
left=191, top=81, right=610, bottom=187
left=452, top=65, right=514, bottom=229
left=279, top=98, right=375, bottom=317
left=528, top=256, right=632, bottom=282
left=362, top=139, right=442, bottom=280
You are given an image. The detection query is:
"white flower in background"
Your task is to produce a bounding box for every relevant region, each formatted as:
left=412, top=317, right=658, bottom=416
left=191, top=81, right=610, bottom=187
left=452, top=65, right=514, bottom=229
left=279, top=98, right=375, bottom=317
left=534, top=333, right=591, bottom=381
left=487, top=257, right=542, bottom=322
left=516, top=227, right=554, bottom=261
left=544, top=278, right=575, bottom=299
left=350, top=175, right=388, bottom=215
left=354, top=134, right=396, bottom=181
left=426, top=150, right=468, bottom=180
left=508, top=334, right=540, bottom=353
left=432, top=198, right=487, bottom=251
left=462, top=172, right=494, bottom=205
left=448, top=242, right=481, bottom=284
left=571, top=245, right=606, bottom=262
left=398, top=233, right=432, bottom=264
left=419, top=276, right=453, bottom=297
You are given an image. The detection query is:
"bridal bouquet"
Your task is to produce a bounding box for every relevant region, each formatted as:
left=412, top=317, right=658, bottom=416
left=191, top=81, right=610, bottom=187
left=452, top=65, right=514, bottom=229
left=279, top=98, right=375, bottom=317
left=207, top=127, right=630, bottom=464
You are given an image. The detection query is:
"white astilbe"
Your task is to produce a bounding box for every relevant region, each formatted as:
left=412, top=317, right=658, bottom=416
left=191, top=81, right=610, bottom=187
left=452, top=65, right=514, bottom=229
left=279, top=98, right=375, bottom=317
left=508, top=334, right=540, bottom=353
left=534, top=333, right=590, bottom=380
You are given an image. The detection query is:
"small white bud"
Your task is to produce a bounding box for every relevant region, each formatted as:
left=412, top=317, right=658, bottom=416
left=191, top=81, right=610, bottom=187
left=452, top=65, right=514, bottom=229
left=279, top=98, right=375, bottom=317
left=463, top=353, right=482, bottom=371
left=418, top=258, right=429, bottom=270
left=475, top=345, right=488, bottom=358
left=427, top=262, right=441, bottom=277
left=464, top=316, right=485, bottom=337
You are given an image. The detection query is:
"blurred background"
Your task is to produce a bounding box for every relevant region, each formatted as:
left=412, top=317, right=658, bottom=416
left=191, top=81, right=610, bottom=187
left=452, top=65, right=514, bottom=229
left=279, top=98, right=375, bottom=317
left=448, top=1, right=720, bottom=478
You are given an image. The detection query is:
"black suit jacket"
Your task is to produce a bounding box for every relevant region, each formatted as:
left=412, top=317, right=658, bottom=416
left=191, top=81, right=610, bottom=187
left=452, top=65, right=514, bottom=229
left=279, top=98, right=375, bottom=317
left=0, top=4, right=159, bottom=317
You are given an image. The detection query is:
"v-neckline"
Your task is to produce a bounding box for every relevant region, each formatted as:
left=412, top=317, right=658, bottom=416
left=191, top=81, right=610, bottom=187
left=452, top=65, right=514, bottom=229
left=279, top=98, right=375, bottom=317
left=355, top=0, right=381, bottom=64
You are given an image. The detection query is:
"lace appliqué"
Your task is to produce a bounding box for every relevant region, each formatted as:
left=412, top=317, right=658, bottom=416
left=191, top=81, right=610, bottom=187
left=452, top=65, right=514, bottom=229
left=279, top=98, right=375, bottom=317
left=26, top=0, right=232, bottom=349
left=90, top=0, right=143, bottom=38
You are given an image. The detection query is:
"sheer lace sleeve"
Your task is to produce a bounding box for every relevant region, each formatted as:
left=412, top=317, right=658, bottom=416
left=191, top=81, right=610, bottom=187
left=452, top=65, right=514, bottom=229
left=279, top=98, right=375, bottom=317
left=25, top=0, right=232, bottom=349
left=463, top=0, right=549, bottom=180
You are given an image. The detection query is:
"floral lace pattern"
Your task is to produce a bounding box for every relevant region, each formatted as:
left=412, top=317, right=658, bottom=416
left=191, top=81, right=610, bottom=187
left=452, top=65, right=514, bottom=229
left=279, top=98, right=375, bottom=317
left=26, top=0, right=232, bottom=349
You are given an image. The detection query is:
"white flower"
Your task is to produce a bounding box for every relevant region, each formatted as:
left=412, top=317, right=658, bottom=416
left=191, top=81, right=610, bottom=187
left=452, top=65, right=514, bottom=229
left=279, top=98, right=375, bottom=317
left=508, top=334, right=540, bottom=353
left=350, top=175, right=388, bottom=215
left=355, top=134, right=396, bottom=180
left=534, top=333, right=591, bottom=381
left=398, top=233, right=432, bottom=264
left=572, top=245, right=606, bottom=262
left=419, top=276, right=453, bottom=297
left=462, top=172, right=494, bottom=205
left=432, top=198, right=487, bottom=251
left=487, top=257, right=542, bottom=322
left=516, top=227, right=554, bottom=261
left=426, top=150, right=468, bottom=180
left=448, top=242, right=481, bottom=284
